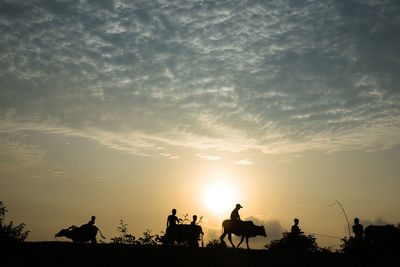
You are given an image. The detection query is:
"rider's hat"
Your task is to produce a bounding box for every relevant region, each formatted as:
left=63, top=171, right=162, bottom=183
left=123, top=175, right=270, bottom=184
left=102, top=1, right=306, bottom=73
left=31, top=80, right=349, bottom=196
left=236, top=203, right=243, bottom=208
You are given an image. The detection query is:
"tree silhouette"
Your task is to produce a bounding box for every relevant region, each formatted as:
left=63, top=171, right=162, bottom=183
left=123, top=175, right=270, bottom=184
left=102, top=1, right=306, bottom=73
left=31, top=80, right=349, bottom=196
left=0, top=201, right=29, bottom=243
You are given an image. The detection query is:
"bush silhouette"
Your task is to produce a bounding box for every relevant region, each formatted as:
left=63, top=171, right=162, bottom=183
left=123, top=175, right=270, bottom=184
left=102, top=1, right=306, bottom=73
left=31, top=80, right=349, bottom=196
left=137, top=229, right=160, bottom=246
left=206, top=239, right=228, bottom=249
left=265, top=232, right=320, bottom=254
left=340, top=236, right=365, bottom=253
left=111, top=219, right=137, bottom=244
left=111, top=219, right=160, bottom=246
left=0, top=201, right=29, bottom=243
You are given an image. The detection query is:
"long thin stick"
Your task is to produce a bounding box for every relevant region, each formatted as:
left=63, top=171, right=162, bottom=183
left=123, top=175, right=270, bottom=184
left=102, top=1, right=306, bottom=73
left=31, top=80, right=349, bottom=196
left=335, top=199, right=351, bottom=237
left=304, top=232, right=342, bottom=240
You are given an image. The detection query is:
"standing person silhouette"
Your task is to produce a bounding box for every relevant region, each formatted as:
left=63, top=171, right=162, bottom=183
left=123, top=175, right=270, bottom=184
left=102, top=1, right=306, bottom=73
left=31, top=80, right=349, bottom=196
left=191, top=215, right=198, bottom=226
left=231, top=204, right=242, bottom=221
left=166, top=209, right=181, bottom=233
left=291, top=218, right=302, bottom=235
left=352, top=217, right=364, bottom=241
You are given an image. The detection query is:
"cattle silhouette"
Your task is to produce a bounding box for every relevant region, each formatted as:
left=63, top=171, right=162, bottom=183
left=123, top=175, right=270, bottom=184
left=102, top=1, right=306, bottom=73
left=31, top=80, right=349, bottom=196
left=364, top=224, right=400, bottom=249
left=220, top=220, right=267, bottom=249
left=160, top=224, right=203, bottom=247
left=55, top=225, right=105, bottom=244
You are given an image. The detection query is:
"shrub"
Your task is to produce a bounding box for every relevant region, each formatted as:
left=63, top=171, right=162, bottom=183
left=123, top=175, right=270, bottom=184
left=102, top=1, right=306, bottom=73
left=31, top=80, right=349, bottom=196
left=0, top=201, right=29, bottom=243
left=137, top=229, right=160, bottom=246
left=111, top=220, right=161, bottom=246
left=340, top=236, right=364, bottom=253
left=265, top=232, right=320, bottom=254
left=206, top=239, right=227, bottom=249
left=111, top=219, right=137, bottom=244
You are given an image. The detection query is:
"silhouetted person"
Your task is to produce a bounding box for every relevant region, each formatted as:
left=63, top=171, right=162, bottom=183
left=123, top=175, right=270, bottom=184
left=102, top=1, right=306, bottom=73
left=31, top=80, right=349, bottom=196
left=231, top=204, right=242, bottom=222
left=291, top=218, right=302, bottom=235
left=80, top=216, right=96, bottom=230
left=353, top=217, right=364, bottom=241
left=166, top=209, right=181, bottom=233
left=191, top=215, right=198, bottom=226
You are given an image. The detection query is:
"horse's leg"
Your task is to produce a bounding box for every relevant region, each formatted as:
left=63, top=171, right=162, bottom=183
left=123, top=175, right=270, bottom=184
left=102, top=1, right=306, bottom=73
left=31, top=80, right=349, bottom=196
left=228, top=233, right=235, bottom=248
left=237, top=236, right=244, bottom=248
left=246, top=237, right=249, bottom=249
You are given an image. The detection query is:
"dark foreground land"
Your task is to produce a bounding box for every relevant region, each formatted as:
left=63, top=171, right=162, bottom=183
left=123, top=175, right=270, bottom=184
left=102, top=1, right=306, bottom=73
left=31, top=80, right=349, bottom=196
left=2, top=242, right=397, bottom=267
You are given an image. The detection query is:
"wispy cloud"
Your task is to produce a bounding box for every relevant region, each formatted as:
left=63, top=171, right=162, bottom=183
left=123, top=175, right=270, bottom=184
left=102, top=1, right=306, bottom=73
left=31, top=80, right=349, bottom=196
left=159, top=152, right=179, bottom=159
left=0, top=135, right=46, bottom=172
left=47, top=169, right=70, bottom=178
left=195, top=154, right=221, bottom=161
left=234, top=159, right=253, bottom=165
left=0, top=0, right=399, bottom=158
left=0, top=132, right=49, bottom=179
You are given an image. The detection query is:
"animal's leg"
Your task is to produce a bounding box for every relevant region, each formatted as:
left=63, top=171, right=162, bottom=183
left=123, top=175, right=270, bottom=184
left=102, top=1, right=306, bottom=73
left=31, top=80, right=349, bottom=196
left=91, top=237, right=97, bottom=244
left=220, top=231, right=227, bottom=242
left=237, top=236, right=244, bottom=248
left=228, top=233, right=235, bottom=248
left=246, top=237, right=250, bottom=249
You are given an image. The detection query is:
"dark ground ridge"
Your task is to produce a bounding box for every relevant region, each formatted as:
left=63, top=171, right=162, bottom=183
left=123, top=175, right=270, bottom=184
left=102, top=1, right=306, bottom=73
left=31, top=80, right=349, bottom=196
left=2, top=242, right=397, bottom=267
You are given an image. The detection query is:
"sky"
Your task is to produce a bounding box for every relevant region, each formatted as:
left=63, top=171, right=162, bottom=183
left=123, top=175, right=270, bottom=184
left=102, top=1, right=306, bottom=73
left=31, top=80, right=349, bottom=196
left=0, top=0, right=399, bottom=249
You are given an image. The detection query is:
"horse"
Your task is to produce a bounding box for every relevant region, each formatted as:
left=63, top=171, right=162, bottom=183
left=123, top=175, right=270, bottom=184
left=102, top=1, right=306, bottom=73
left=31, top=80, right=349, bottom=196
left=220, top=220, right=266, bottom=249
left=55, top=225, right=105, bottom=244
left=161, top=224, right=203, bottom=247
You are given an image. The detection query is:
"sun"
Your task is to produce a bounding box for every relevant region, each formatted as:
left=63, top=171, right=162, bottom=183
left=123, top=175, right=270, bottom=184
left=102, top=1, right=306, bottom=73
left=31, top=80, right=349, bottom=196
left=203, top=182, right=237, bottom=215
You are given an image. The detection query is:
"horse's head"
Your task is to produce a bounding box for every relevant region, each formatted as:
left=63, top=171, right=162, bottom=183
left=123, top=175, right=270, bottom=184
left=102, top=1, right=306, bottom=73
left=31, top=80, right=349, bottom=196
left=258, top=225, right=267, bottom=237
left=55, top=229, right=68, bottom=238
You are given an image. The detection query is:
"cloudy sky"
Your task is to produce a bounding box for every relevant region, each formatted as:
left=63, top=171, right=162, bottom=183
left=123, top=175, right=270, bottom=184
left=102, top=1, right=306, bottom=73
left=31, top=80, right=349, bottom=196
left=1, top=0, right=399, bottom=248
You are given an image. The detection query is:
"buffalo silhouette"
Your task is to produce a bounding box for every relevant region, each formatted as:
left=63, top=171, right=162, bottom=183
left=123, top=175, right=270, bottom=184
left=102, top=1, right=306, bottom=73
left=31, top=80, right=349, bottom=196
left=55, top=225, right=105, bottom=244
left=364, top=224, right=400, bottom=249
left=161, top=224, right=203, bottom=247
left=220, top=220, right=266, bottom=249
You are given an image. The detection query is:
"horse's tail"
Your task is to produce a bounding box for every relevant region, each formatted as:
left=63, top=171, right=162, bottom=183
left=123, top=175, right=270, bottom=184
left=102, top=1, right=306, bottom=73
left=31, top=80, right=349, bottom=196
left=96, top=227, right=106, bottom=239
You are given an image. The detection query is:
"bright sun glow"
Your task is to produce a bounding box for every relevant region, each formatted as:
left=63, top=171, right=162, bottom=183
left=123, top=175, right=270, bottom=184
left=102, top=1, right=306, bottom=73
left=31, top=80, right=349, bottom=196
left=203, top=182, right=237, bottom=214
